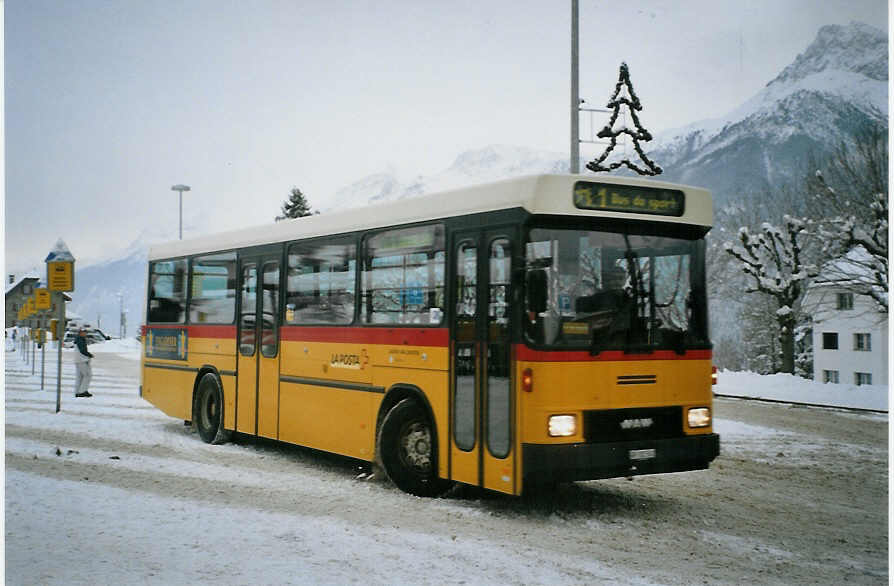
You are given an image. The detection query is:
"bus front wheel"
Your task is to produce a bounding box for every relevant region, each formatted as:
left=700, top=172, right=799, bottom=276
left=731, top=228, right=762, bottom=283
left=378, top=398, right=451, bottom=497
left=193, top=373, right=232, bottom=445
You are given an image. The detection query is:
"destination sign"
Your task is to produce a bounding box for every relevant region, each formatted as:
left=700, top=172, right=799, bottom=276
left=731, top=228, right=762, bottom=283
left=573, top=181, right=685, bottom=217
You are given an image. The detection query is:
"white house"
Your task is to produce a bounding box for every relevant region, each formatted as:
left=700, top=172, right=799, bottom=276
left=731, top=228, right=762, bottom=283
left=803, top=252, right=888, bottom=386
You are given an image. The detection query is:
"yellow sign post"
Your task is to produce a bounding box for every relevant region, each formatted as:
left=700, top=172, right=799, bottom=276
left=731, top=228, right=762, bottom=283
left=45, top=239, right=76, bottom=413
left=35, top=288, right=51, bottom=310
left=47, top=262, right=74, bottom=292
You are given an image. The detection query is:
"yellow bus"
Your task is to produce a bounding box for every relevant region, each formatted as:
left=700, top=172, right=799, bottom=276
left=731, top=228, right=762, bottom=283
left=140, top=174, right=719, bottom=496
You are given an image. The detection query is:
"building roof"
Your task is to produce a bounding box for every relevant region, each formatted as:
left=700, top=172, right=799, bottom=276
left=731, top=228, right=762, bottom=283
left=5, top=274, right=40, bottom=296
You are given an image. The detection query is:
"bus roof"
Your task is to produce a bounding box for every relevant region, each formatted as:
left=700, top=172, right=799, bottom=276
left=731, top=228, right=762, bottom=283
left=148, top=174, right=712, bottom=260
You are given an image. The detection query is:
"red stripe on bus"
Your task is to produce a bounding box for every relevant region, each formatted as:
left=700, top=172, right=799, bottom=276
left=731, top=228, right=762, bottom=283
left=515, top=346, right=712, bottom=362
left=280, top=326, right=450, bottom=347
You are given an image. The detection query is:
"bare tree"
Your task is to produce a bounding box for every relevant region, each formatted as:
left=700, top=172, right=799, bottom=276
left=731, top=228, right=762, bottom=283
left=812, top=128, right=888, bottom=313
left=723, top=216, right=817, bottom=374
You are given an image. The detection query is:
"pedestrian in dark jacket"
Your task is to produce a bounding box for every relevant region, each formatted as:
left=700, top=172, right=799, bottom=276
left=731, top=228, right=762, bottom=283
left=74, top=328, right=94, bottom=398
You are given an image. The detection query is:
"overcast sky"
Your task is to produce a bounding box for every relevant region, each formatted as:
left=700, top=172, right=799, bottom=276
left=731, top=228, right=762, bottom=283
left=4, top=0, right=888, bottom=274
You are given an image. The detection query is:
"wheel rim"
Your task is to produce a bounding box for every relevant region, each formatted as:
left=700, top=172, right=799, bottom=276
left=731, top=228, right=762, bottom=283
left=399, top=420, right=432, bottom=475
left=200, top=387, right=218, bottom=431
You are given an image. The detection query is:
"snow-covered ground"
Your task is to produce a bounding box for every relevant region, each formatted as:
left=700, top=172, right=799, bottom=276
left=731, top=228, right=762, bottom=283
left=715, top=370, right=888, bottom=412
left=5, top=340, right=888, bottom=584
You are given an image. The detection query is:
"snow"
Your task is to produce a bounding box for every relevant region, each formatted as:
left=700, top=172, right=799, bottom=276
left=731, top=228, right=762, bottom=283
left=44, top=238, right=75, bottom=262
left=714, top=369, right=887, bottom=412
left=6, top=468, right=623, bottom=585
left=4, top=341, right=887, bottom=584
left=88, top=337, right=142, bottom=357
left=4, top=346, right=638, bottom=585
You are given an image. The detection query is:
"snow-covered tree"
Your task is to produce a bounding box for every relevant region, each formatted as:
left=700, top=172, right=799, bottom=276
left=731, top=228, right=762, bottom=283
left=586, top=62, right=662, bottom=176
left=723, top=216, right=817, bottom=374
left=275, top=187, right=315, bottom=221
left=813, top=164, right=888, bottom=313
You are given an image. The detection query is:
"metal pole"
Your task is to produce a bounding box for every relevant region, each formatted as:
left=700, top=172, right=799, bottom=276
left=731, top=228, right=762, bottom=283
left=570, top=0, right=580, bottom=174
left=31, top=331, right=36, bottom=375
left=41, top=328, right=46, bottom=390
left=56, top=293, right=64, bottom=413
left=179, top=191, right=183, bottom=240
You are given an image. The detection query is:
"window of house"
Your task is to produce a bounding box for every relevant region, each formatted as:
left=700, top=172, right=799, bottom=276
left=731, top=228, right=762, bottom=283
left=836, top=292, right=854, bottom=310
left=148, top=259, right=187, bottom=323
left=189, top=253, right=237, bottom=324
left=822, top=332, right=839, bottom=350
left=822, top=370, right=840, bottom=384
left=361, top=224, right=445, bottom=325
left=286, top=237, right=356, bottom=325
left=853, top=333, right=871, bottom=351
left=855, top=372, right=873, bottom=386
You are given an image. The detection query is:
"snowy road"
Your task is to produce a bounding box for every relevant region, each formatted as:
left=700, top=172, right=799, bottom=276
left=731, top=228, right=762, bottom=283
left=5, top=346, right=888, bottom=585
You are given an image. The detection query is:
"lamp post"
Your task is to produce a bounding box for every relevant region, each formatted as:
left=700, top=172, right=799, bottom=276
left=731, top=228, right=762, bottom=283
left=171, top=184, right=191, bottom=239
left=117, top=292, right=124, bottom=339
left=570, top=0, right=580, bottom=173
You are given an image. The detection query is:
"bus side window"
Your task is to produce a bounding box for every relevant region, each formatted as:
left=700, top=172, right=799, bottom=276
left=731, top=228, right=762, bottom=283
left=189, top=252, right=237, bottom=324
left=286, top=237, right=356, bottom=325
left=148, top=259, right=187, bottom=324
left=361, top=225, right=445, bottom=326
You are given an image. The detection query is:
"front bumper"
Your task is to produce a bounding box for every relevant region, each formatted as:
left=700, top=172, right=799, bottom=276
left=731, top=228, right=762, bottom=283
left=523, top=433, right=720, bottom=484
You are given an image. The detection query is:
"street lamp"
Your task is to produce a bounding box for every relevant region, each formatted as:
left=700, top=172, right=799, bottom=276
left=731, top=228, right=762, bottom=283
left=171, top=184, right=191, bottom=239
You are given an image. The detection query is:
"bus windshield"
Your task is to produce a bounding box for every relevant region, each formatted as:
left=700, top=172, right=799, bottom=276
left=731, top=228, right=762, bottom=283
left=525, top=225, right=709, bottom=353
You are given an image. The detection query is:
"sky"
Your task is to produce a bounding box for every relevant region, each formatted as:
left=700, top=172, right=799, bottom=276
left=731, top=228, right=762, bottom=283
left=4, top=0, right=888, bottom=275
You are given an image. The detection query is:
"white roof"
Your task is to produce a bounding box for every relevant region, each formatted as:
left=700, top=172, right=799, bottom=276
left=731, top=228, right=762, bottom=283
left=149, top=174, right=712, bottom=261
left=4, top=273, right=41, bottom=296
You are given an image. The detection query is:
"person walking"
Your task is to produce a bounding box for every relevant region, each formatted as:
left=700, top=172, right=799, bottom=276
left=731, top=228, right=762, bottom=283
left=74, top=328, right=94, bottom=398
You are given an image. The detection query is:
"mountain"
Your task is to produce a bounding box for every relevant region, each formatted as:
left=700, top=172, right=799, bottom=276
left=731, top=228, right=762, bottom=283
left=332, top=22, right=886, bottom=211
left=326, top=145, right=568, bottom=212
left=63, top=22, right=886, bottom=333
left=648, top=22, right=887, bottom=204
left=69, top=247, right=146, bottom=337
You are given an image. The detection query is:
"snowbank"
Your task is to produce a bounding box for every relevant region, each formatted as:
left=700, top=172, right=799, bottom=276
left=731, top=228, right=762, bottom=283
left=715, top=370, right=887, bottom=412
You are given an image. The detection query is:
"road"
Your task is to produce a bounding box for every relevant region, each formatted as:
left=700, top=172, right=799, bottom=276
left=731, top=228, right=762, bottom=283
left=5, top=349, right=888, bottom=584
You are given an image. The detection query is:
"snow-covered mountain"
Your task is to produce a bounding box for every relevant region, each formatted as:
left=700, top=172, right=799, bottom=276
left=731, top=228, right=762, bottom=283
left=649, top=22, right=887, bottom=204
left=61, top=22, right=886, bottom=331
left=327, top=145, right=568, bottom=212
left=333, top=22, right=886, bottom=211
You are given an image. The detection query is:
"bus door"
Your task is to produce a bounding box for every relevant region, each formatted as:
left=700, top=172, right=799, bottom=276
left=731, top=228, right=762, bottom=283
left=236, top=253, right=281, bottom=439
left=451, top=229, right=516, bottom=494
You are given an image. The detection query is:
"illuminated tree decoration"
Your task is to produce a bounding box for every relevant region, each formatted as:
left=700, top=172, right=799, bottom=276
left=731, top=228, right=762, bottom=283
left=586, top=62, right=663, bottom=176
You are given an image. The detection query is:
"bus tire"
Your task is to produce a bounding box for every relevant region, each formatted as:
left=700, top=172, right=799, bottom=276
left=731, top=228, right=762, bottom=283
left=193, top=373, right=232, bottom=445
left=378, top=398, right=451, bottom=497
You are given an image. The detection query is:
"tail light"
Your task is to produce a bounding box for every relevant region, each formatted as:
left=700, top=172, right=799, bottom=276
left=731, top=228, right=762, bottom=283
left=711, top=366, right=718, bottom=385
left=522, top=368, right=533, bottom=392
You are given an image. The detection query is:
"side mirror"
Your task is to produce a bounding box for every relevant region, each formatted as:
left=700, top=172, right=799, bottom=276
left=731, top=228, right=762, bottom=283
left=526, top=269, right=548, bottom=314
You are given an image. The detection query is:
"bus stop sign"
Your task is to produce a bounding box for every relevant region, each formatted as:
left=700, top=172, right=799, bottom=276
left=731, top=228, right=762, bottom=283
left=45, top=239, right=75, bottom=292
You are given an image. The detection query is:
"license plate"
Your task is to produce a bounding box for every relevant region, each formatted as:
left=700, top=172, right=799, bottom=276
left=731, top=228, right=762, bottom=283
left=629, top=448, right=656, bottom=461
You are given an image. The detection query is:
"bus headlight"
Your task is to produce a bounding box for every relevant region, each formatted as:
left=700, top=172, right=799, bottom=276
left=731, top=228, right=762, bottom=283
left=548, top=415, right=576, bottom=437
left=688, top=407, right=711, bottom=428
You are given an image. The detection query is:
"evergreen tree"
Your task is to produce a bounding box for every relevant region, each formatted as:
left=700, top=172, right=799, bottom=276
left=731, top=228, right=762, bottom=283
left=275, top=187, right=314, bottom=221
left=586, top=62, right=662, bottom=176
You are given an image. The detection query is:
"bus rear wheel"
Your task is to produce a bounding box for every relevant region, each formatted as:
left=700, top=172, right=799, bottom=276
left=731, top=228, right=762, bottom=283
left=194, top=373, right=232, bottom=445
left=378, top=398, right=451, bottom=497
